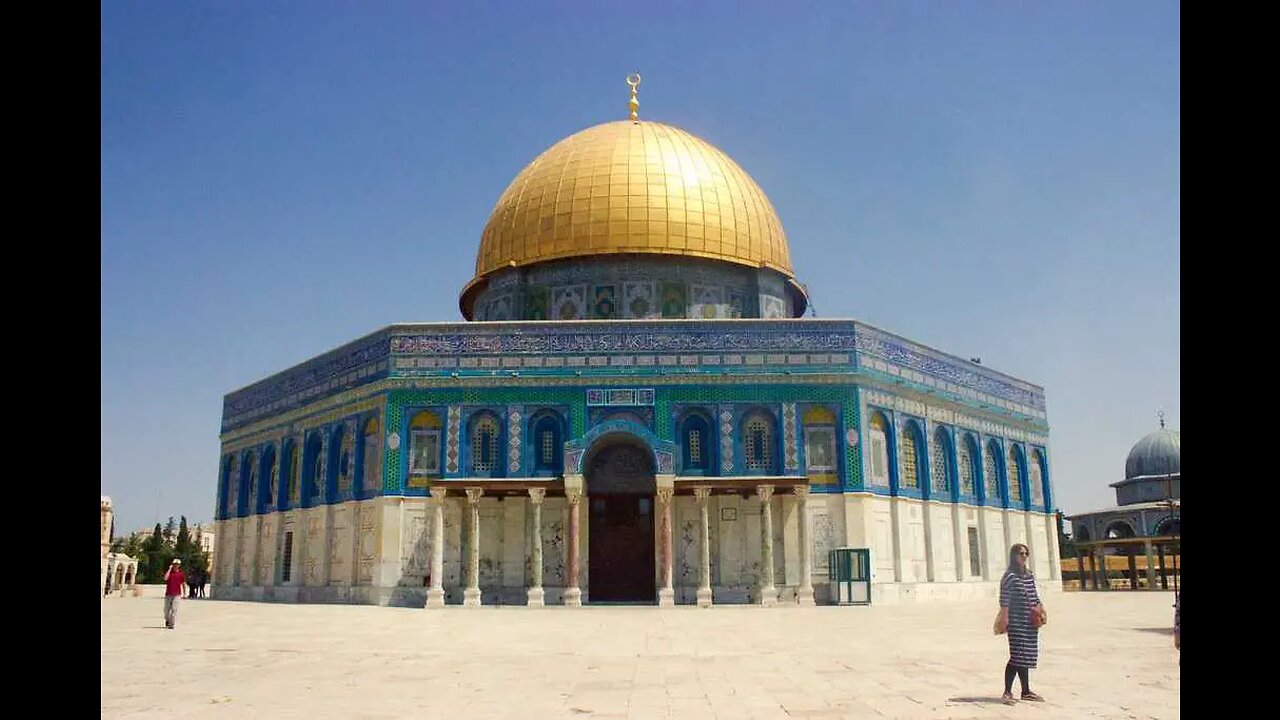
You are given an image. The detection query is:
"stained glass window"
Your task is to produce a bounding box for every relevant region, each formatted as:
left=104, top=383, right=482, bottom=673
left=246, top=454, right=258, bottom=510
left=1007, top=447, right=1022, bottom=504
left=338, top=434, right=355, bottom=494
left=532, top=414, right=562, bottom=474
left=868, top=413, right=890, bottom=487
left=1029, top=450, right=1045, bottom=505
left=266, top=454, right=277, bottom=506
left=744, top=413, right=773, bottom=472
left=362, top=418, right=381, bottom=492
left=984, top=442, right=1002, bottom=502
left=958, top=437, right=976, bottom=496
left=289, top=445, right=301, bottom=504
left=409, top=412, right=442, bottom=478
left=900, top=426, right=920, bottom=489
left=930, top=427, right=950, bottom=493
left=472, top=416, right=498, bottom=473
left=689, top=429, right=702, bottom=464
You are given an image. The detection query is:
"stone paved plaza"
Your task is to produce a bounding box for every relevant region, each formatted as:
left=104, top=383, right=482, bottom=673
left=101, top=590, right=1179, bottom=719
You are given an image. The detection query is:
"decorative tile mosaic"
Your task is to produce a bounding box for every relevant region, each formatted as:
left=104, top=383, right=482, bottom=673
left=508, top=406, right=523, bottom=474
left=586, top=388, right=655, bottom=406
left=782, top=403, right=798, bottom=472
left=446, top=406, right=461, bottom=473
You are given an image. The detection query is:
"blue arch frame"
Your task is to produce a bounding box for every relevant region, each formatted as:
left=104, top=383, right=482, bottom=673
left=897, top=417, right=926, bottom=499
left=929, top=424, right=958, bottom=503
left=957, top=432, right=981, bottom=505
left=326, top=424, right=351, bottom=504
left=278, top=439, right=297, bottom=511
left=301, top=431, right=324, bottom=508
left=528, top=408, right=567, bottom=476
left=1031, top=446, right=1051, bottom=512
left=982, top=437, right=1006, bottom=508
left=565, top=419, right=677, bottom=475
left=236, top=450, right=255, bottom=518
left=1010, top=443, right=1030, bottom=510
left=256, top=445, right=277, bottom=514
left=677, top=407, right=716, bottom=476
left=864, top=408, right=895, bottom=495
left=217, top=456, right=233, bottom=520
left=353, top=414, right=381, bottom=501
left=465, top=409, right=505, bottom=478
left=739, top=406, right=780, bottom=475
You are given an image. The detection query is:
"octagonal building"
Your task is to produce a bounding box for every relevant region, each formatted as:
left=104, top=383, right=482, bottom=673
left=211, top=89, right=1060, bottom=607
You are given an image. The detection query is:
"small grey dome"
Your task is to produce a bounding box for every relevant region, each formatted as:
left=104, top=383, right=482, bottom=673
left=1125, top=429, right=1180, bottom=480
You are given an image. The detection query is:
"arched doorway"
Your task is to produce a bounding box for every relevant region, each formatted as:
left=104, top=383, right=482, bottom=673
left=586, top=439, right=656, bottom=602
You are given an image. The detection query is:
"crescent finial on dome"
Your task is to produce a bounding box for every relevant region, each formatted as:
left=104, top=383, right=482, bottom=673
left=626, top=73, right=641, bottom=121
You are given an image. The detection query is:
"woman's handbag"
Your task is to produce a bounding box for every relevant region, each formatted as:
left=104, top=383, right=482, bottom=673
left=1030, top=603, right=1047, bottom=629
left=993, top=609, right=1008, bottom=635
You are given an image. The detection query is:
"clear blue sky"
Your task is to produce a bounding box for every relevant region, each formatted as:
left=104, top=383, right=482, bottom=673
left=102, top=1, right=1179, bottom=535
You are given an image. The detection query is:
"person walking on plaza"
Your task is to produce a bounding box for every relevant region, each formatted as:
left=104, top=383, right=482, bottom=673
left=994, top=543, right=1046, bottom=705
left=163, top=559, right=186, bottom=629
left=186, top=570, right=198, bottom=600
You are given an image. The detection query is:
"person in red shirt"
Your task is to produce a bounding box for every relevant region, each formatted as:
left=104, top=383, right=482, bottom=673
left=163, top=559, right=186, bottom=629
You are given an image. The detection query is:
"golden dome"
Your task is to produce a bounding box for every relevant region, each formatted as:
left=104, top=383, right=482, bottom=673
left=463, top=120, right=798, bottom=313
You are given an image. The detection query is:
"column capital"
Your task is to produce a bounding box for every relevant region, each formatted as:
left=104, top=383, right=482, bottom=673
left=465, top=487, right=484, bottom=504
left=428, top=485, right=448, bottom=503
left=656, top=487, right=675, bottom=504
left=528, top=487, right=546, bottom=504
left=565, top=488, right=583, bottom=506
left=693, top=486, right=712, bottom=504
left=792, top=485, right=810, bottom=500
left=756, top=484, right=775, bottom=502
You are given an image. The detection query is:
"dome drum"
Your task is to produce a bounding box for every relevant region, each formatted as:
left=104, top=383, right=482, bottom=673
left=465, top=255, right=801, bottom=321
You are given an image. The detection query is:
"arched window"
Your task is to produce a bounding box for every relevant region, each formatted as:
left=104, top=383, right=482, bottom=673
left=866, top=412, right=891, bottom=487
left=1007, top=445, right=1023, bottom=505
left=408, top=411, right=443, bottom=485
left=532, top=412, right=564, bottom=475
left=470, top=412, right=500, bottom=476
left=1105, top=520, right=1135, bottom=539
left=260, top=446, right=277, bottom=510
left=304, top=434, right=323, bottom=505
left=680, top=411, right=713, bottom=475
left=930, top=427, right=953, bottom=495
left=899, top=421, right=923, bottom=490
left=1029, top=449, right=1046, bottom=506
left=335, top=428, right=355, bottom=496
left=743, top=410, right=777, bottom=473
left=983, top=440, right=1002, bottom=504
left=803, top=406, right=837, bottom=479
left=1075, top=524, right=1092, bottom=542
left=287, top=442, right=302, bottom=506
left=238, top=452, right=255, bottom=517
left=218, top=456, right=233, bottom=519
left=958, top=434, right=977, bottom=496
left=359, top=417, right=382, bottom=494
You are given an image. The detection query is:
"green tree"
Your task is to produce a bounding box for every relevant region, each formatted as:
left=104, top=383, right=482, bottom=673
left=175, top=516, right=192, bottom=556
left=163, top=516, right=177, bottom=543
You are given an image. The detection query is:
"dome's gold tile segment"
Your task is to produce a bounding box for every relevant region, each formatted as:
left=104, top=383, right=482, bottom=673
left=473, top=120, right=793, bottom=281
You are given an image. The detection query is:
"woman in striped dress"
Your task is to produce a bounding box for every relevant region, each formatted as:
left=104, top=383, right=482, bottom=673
left=998, top=543, right=1044, bottom=704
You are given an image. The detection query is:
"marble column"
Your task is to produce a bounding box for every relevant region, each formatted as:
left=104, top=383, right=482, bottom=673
left=656, top=487, right=675, bottom=607
left=1076, top=551, right=1088, bottom=590
left=527, top=488, right=546, bottom=607
left=757, top=485, right=777, bottom=607
left=463, top=487, right=483, bottom=607
left=564, top=488, right=583, bottom=607
left=694, top=486, right=713, bottom=607
left=794, top=486, right=815, bottom=606
left=426, top=487, right=447, bottom=608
